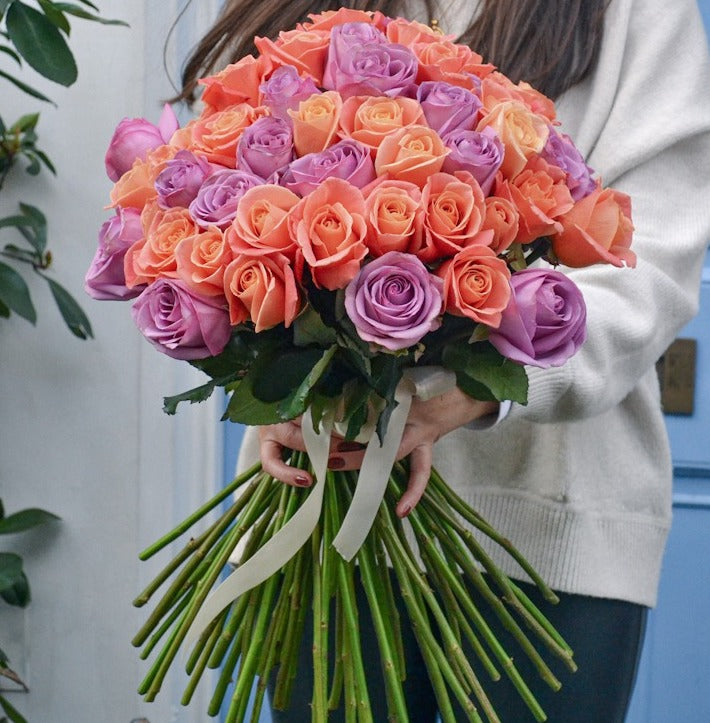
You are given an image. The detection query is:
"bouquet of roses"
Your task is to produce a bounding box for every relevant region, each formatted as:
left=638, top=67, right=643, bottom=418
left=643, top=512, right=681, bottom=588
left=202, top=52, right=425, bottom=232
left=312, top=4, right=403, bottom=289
left=86, top=8, right=635, bottom=723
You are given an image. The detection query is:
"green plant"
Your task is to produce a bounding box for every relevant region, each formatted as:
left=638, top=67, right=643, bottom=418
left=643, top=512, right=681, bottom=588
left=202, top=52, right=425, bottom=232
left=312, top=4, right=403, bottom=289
left=0, top=500, right=60, bottom=723
left=0, top=0, right=127, bottom=337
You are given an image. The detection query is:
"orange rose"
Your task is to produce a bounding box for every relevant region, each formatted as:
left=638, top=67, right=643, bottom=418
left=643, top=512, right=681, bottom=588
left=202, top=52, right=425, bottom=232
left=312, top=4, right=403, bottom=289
left=482, top=195, right=520, bottom=253
left=385, top=17, right=443, bottom=46
left=223, top=252, right=301, bottom=331
left=125, top=205, right=197, bottom=287
left=291, top=177, right=368, bottom=290
left=190, top=103, right=269, bottom=167
left=419, top=171, right=487, bottom=262
left=339, top=96, right=426, bottom=156
left=302, top=8, right=387, bottom=32
left=374, top=125, right=449, bottom=188
left=255, top=30, right=330, bottom=85
left=437, top=244, right=511, bottom=327
left=226, top=185, right=300, bottom=260
left=199, top=55, right=273, bottom=112
left=415, top=39, right=494, bottom=90
left=109, top=145, right=176, bottom=210
left=477, top=101, right=549, bottom=180
left=496, top=157, right=574, bottom=244
left=481, top=72, right=557, bottom=122
left=288, top=91, right=342, bottom=156
left=552, top=187, right=636, bottom=268
left=175, top=226, right=232, bottom=297
left=363, top=179, right=423, bottom=256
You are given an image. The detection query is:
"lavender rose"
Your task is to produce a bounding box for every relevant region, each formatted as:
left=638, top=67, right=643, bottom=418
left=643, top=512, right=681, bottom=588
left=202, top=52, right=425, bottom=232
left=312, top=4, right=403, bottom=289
left=441, top=127, right=504, bottom=196
left=131, top=278, right=231, bottom=360
left=104, top=103, right=179, bottom=182
left=85, top=207, right=144, bottom=300
left=417, top=81, right=482, bottom=136
left=237, top=116, right=294, bottom=179
left=260, top=64, right=320, bottom=119
left=278, top=138, right=375, bottom=196
left=323, top=23, right=418, bottom=99
left=188, top=169, right=262, bottom=228
left=155, top=150, right=211, bottom=208
left=488, top=268, right=587, bottom=368
left=344, top=251, right=444, bottom=351
left=542, top=129, right=596, bottom=201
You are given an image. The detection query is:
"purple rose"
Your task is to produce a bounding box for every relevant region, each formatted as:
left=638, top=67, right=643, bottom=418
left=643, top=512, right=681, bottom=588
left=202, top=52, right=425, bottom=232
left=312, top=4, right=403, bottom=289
left=416, top=81, right=482, bottom=136
left=344, top=251, right=443, bottom=351
left=323, top=24, right=418, bottom=99
left=441, top=127, right=504, bottom=196
left=131, top=278, right=231, bottom=360
left=188, top=169, right=262, bottom=228
left=104, top=104, right=179, bottom=182
left=488, top=268, right=587, bottom=368
left=277, top=138, right=375, bottom=197
left=237, top=116, right=294, bottom=179
left=260, top=65, right=320, bottom=119
left=542, top=129, right=596, bottom=202
left=85, top=207, right=144, bottom=300
left=155, top=150, right=211, bottom=208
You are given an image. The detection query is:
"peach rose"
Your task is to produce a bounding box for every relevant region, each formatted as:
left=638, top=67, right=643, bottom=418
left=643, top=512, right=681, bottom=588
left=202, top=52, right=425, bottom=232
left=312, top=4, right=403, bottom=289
left=482, top=195, right=520, bottom=254
left=291, top=177, right=368, bottom=290
left=496, top=157, right=574, bottom=244
left=190, top=103, right=269, bottom=167
left=477, top=101, right=549, bottom=180
left=419, top=171, right=487, bottom=262
left=552, top=186, right=636, bottom=268
left=374, top=125, right=449, bottom=188
left=302, top=8, right=387, bottom=32
left=255, top=30, right=330, bottom=85
left=109, top=145, right=176, bottom=210
left=223, top=252, right=301, bottom=330
left=125, top=205, right=197, bottom=287
left=226, top=184, right=300, bottom=260
left=481, top=72, right=557, bottom=122
left=288, top=91, right=342, bottom=156
left=199, top=54, right=273, bottom=112
left=437, top=243, right=511, bottom=327
left=175, top=226, right=232, bottom=297
left=415, top=39, right=494, bottom=90
left=363, top=179, right=423, bottom=256
left=385, top=17, right=444, bottom=46
left=339, top=95, right=426, bottom=156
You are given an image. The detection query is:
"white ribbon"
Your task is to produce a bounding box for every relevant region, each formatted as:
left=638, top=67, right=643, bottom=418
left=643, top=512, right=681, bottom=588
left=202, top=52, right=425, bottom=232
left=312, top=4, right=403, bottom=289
left=184, top=367, right=457, bottom=649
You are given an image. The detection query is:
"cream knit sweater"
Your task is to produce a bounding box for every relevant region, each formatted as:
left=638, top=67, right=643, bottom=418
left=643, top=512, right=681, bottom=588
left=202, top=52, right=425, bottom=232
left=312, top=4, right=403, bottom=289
left=238, top=0, right=710, bottom=606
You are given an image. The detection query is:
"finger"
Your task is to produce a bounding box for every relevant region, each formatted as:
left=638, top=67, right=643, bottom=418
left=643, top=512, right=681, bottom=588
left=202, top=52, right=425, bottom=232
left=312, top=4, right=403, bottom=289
left=396, top=443, right=432, bottom=517
left=259, top=426, right=312, bottom=487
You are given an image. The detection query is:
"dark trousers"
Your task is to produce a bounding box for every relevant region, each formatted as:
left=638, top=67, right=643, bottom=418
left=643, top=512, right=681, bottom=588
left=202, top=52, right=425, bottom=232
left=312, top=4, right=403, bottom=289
left=268, top=574, right=647, bottom=722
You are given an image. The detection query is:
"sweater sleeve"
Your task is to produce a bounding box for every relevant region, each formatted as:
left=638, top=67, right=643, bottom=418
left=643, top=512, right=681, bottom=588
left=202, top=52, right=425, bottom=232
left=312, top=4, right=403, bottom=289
left=508, top=0, right=710, bottom=424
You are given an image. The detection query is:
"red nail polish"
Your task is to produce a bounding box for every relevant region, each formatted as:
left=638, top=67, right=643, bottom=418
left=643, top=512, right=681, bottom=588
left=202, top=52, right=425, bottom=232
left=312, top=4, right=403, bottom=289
left=295, top=475, right=311, bottom=487
left=337, top=441, right=364, bottom=452
left=399, top=503, right=412, bottom=517
left=328, top=456, right=345, bottom=469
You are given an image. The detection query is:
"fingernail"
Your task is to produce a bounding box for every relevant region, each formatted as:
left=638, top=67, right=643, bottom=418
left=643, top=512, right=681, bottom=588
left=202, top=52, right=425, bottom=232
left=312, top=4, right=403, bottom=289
left=398, top=503, right=412, bottom=518
left=294, top=475, right=311, bottom=487
left=337, top=441, right=364, bottom=452
left=328, top=456, right=345, bottom=469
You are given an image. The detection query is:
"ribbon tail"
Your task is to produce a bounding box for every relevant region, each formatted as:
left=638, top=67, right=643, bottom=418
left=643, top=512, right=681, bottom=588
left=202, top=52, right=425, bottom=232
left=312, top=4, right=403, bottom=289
left=332, top=383, right=413, bottom=561
left=183, top=409, right=331, bottom=653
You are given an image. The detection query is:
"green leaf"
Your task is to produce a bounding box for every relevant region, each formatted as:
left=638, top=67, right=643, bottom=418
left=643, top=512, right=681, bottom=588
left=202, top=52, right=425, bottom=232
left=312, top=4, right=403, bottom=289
left=0, top=0, right=14, bottom=18
left=0, top=299, right=9, bottom=317
left=37, top=0, right=71, bottom=34
left=188, top=333, right=253, bottom=379
left=252, top=347, right=326, bottom=404
left=0, top=692, right=29, bottom=723
left=53, top=3, right=128, bottom=26
left=0, top=508, right=59, bottom=535
left=278, top=344, right=337, bottom=420
left=0, top=260, right=36, bottom=323
left=223, top=375, right=284, bottom=426
left=44, top=277, right=93, bottom=339
left=31, top=148, right=56, bottom=174
left=162, top=374, right=238, bottom=416
left=442, top=341, right=529, bottom=404
left=6, top=2, right=78, bottom=86
left=0, top=43, right=22, bottom=65
left=0, top=553, right=28, bottom=605
left=9, top=112, right=38, bottom=133
left=292, top=305, right=337, bottom=347
left=23, top=152, right=40, bottom=175
left=0, top=569, right=29, bottom=606
left=0, top=67, right=54, bottom=103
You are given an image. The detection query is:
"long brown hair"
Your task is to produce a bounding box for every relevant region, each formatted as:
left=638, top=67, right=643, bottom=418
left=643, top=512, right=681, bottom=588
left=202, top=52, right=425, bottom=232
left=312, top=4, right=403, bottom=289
left=175, top=0, right=607, bottom=104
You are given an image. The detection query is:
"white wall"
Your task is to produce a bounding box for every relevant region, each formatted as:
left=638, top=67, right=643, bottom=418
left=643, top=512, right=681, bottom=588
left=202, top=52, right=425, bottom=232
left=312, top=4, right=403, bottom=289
left=1, top=2, right=223, bottom=721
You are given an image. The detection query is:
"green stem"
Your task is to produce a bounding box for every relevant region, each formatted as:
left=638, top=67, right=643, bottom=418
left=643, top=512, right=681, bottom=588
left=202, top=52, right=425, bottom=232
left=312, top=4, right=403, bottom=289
left=181, top=609, right=226, bottom=705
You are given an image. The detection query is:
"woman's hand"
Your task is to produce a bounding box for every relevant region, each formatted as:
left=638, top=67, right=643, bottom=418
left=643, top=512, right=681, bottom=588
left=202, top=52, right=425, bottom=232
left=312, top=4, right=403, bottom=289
left=258, top=389, right=499, bottom=517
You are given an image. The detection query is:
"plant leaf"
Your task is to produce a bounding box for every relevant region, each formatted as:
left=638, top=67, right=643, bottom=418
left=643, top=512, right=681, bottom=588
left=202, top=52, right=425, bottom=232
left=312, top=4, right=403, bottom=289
left=0, top=508, right=59, bottom=535
left=9, top=112, right=38, bottom=133
left=0, top=692, right=29, bottom=723
left=252, top=347, right=326, bottom=404
left=6, top=1, right=78, bottom=86
left=0, top=67, right=54, bottom=103
left=53, top=3, right=128, bottom=26
left=0, top=43, right=22, bottom=65
left=0, top=570, right=29, bottom=607
left=0, top=260, right=36, bottom=323
left=278, top=344, right=337, bottom=420
left=223, top=375, right=284, bottom=426
left=44, top=277, right=93, bottom=338
left=162, top=374, right=238, bottom=416
left=37, top=0, right=71, bottom=34
left=0, top=553, right=27, bottom=604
